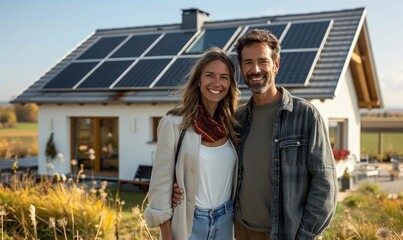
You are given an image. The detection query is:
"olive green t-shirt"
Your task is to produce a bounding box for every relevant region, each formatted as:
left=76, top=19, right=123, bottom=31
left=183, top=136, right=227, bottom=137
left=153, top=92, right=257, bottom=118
left=236, top=100, right=281, bottom=232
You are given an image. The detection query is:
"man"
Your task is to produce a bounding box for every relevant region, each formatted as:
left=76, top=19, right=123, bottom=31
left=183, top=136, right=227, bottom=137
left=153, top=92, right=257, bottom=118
left=173, top=29, right=337, bottom=239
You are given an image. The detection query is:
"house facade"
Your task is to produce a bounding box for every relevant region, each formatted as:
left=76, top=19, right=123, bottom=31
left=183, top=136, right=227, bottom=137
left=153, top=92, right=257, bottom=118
left=12, top=8, right=382, bottom=180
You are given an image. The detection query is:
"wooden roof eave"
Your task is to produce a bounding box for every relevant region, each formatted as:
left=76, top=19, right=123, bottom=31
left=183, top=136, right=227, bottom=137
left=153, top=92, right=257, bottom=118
left=349, top=20, right=383, bottom=110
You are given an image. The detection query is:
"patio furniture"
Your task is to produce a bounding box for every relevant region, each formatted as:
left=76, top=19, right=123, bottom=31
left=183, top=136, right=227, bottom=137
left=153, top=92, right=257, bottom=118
left=117, top=165, right=152, bottom=194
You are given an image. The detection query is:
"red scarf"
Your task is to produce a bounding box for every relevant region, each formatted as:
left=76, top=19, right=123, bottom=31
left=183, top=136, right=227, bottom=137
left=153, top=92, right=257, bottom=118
left=193, top=103, right=228, bottom=142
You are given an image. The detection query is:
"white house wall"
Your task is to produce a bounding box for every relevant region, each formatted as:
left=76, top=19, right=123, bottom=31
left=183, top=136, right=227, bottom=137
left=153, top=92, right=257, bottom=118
left=38, top=103, right=175, bottom=180
left=37, top=68, right=362, bottom=179
left=311, top=67, right=361, bottom=160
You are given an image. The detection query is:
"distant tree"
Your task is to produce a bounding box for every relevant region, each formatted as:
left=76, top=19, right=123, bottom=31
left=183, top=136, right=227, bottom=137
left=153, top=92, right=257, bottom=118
left=14, top=103, right=38, bottom=122
left=0, top=109, right=17, bottom=128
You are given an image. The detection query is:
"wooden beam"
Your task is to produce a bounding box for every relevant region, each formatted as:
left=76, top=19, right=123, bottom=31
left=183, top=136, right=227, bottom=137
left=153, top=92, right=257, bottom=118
left=351, top=46, right=372, bottom=109
left=351, top=52, right=362, bottom=64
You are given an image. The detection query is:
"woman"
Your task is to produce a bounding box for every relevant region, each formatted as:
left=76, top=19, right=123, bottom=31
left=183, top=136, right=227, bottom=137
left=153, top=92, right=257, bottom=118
left=144, top=47, right=240, bottom=239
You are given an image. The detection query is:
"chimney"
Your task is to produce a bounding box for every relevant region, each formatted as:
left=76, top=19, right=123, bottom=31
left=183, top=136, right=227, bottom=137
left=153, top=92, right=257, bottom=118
left=181, top=8, right=210, bottom=30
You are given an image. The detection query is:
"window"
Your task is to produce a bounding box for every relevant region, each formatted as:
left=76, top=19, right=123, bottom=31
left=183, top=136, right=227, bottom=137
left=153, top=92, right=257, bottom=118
left=152, top=117, right=162, bottom=142
left=71, top=117, right=118, bottom=176
left=329, top=119, right=347, bottom=150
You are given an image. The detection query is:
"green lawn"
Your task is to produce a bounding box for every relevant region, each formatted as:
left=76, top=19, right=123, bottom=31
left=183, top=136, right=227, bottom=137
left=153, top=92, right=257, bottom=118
left=0, top=123, right=38, bottom=158
left=361, top=132, right=403, bottom=160
left=0, top=122, right=37, bottom=135
left=14, top=122, right=38, bottom=131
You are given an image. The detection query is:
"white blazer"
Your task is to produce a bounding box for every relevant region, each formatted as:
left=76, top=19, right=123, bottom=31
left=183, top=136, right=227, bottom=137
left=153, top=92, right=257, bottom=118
left=144, top=114, right=238, bottom=239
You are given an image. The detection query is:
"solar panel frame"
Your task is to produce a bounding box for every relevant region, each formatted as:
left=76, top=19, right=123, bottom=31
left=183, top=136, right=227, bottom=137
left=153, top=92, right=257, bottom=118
left=42, top=62, right=99, bottom=89
left=77, top=36, right=128, bottom=60
left=76, top=60, right=134, bottom=89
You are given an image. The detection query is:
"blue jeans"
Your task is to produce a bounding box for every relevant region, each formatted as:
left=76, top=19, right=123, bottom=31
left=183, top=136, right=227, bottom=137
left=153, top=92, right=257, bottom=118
left=189, top=199, right=234, bottom=240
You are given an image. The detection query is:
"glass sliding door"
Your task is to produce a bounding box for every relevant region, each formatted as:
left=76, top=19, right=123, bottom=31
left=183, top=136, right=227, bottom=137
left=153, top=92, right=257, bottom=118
left=71, top=117, right=118, bottom=176
left=99, top=119, right=119, bottom=171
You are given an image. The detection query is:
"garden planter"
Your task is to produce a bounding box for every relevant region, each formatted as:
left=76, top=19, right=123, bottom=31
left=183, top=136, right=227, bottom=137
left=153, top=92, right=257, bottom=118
left=341, top=177, right=353, bottom=191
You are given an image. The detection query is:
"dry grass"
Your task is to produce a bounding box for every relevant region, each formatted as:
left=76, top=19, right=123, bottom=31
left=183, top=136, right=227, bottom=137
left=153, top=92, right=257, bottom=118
left=0, top=160, right=159, bottom=239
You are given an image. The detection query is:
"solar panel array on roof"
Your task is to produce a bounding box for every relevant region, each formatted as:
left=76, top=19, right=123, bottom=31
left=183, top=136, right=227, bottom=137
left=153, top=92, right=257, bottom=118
left=42, top=20, right=331, bottom=91
left=232, top=20, right=331, bottom=87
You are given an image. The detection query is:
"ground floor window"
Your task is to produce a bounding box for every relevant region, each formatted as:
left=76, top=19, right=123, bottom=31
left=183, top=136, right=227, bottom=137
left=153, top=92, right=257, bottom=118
left=329, top=119, right=348, bottom=151
left=71, top=117, right=118, bottom=176
left=152, top=116, right=162, bottom=142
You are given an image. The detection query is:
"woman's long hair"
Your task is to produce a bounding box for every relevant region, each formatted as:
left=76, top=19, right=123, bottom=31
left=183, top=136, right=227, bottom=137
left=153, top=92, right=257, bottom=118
left=167, top=47, right=240, bottom=142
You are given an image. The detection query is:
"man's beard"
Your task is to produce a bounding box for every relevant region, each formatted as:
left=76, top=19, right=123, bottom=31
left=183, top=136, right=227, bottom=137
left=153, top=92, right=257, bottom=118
left=244, top=71, right=273, bottom=94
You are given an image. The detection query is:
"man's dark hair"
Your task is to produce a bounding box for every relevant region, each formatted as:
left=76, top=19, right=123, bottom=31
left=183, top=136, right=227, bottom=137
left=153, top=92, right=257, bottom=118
left=234, top=29, right=281, bottom=64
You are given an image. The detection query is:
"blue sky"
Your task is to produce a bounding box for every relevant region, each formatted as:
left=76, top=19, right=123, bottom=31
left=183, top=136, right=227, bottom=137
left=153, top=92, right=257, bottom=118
left=1, top=0, right=402, bottom=109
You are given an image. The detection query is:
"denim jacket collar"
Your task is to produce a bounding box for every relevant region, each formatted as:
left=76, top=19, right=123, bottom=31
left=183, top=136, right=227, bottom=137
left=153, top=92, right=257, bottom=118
left=244, top=87, right=293, bottom=115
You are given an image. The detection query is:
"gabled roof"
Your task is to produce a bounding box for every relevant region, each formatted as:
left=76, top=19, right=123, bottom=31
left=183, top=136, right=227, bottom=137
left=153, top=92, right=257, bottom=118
left=12, top=7, right=382, bottom=109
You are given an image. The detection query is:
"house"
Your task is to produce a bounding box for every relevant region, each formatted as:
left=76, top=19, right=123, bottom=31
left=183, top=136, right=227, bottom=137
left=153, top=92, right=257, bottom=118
left=11, top=7, right=382, bottom=180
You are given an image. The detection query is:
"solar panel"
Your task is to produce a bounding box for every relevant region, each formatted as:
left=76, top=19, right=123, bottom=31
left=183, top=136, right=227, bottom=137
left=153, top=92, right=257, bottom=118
left=276, top=51, right=317, bottom=85
left=114, top=59, right=172, bottom=88
left=42, top=62, right=99, bottom=89
left=77, top=36, right=128, bottom=60
left=248, top=24, right=287, bottom=40
left=233, top=51, right=316, bottom=87
left=187, top=27, right=238, bottom=54
left=41, top=20, right=329, bottom=91
left=154, top=58, right=197, bottom=87
left=281, top=20, right=331, bottom=49
left=229, top=53, right=243, bottom=85
left=146, top=32, right=196, bottom=56
left=111, top=34, right=160, bottom=58
left=230, top=24, right=286, bottom=53
left=77, top=61, right=133, bottom=88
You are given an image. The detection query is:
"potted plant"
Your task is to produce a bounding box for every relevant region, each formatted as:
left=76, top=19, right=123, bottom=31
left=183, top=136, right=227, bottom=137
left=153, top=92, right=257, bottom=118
left=341, top=168, right=353, bottom=191
left=45, top=132, right=57, bottom=164
left=333, top=147, right=350, bottom=162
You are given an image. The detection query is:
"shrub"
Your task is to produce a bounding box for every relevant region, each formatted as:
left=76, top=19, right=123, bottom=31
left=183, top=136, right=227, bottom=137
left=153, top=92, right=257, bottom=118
left=324, top=184, right=403, bottom=239
left=0, top=110, right=16, bottom=128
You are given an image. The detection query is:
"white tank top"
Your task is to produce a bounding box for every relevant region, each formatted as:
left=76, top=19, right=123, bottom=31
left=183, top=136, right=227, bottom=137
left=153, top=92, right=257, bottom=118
left=195, top=140, right=236, bottom=209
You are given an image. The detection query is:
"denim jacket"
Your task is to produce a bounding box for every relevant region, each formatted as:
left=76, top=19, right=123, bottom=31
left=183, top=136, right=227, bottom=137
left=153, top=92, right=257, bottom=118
left=235, top=87, right=337, bottom=240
